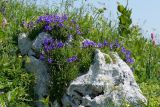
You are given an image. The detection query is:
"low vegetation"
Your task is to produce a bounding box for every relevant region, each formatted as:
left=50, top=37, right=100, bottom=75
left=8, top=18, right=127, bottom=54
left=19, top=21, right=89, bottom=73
left=0, top=0, right=159, bottom=106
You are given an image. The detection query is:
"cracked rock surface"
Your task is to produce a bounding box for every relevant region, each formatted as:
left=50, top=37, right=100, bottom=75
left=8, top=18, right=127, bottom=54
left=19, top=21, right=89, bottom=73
left=62, top=49, right=147, bottom=107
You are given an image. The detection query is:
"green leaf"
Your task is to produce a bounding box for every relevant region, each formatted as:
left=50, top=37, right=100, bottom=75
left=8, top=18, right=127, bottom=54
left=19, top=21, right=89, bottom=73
left=118, top=4, right=125, bottom=13
left=120, top=15, right=127, bottom=24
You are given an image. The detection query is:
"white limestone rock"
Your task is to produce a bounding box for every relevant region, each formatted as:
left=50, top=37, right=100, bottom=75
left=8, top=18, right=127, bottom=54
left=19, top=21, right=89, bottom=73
left=18, top=33, right=32, bottom=55
left=62, top=49, right=147, bottom=107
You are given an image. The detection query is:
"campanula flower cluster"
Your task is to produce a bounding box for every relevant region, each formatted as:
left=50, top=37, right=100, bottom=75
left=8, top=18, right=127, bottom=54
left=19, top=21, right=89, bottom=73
left=36, top=14, right=68, bottom=30
left=67, top=56, right=78, bottom=63
left=25, top=14, right=82, bottom=40
left=32, top=14, right=134, bottom=64
left=82, top=39, right=121, bottom=49
left=39, top=37, right=78, bottom=63
left=82, top=39, right=134, bottom=64
left=109, top=39, right=120, bottom=50
left=121, top=46, right=134, bottom=64
left=28, top=21, right=34, bottom=28
left=42, top=37, right=64, bottom=52
left=82, top=40, right=97, bottom=47
left=82, top=39, right=109, bottom=48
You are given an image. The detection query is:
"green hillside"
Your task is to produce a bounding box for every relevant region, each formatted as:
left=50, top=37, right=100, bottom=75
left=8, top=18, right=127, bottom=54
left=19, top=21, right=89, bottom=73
left=0, top=0, right=159, bottom=107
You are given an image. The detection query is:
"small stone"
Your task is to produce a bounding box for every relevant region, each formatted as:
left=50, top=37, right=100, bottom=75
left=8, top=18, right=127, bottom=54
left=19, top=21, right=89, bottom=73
left=32, top=32, right=51, bottom=52
left=18, top=33, right=32, bottom=55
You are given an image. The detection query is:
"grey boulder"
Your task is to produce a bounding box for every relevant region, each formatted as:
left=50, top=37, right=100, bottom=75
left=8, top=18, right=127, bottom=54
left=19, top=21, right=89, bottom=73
left=18, top=32, right=51, bottom=107
left=25, top=56, right=50, bottom=107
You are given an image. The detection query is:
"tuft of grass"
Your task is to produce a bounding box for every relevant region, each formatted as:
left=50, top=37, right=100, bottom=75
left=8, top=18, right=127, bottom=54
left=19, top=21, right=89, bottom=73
left=139, top=80, right=160, bottom=107
left=0, top=37, right=34, bottom=106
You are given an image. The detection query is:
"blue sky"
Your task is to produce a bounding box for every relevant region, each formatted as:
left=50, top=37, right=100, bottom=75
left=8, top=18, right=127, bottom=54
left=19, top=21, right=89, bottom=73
left=104, top=0, right=160, bottom=38
left=35, top=0, right=160, bottom=40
